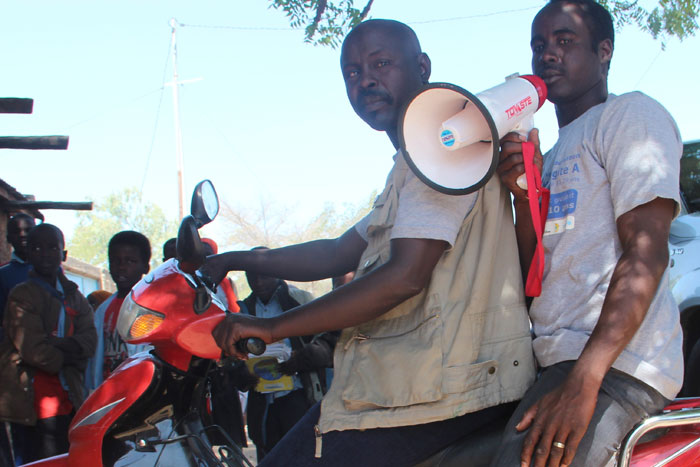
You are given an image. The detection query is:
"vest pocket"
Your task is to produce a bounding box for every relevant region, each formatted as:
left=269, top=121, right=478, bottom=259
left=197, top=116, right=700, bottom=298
left=340, top=314, right=443, bottom=411
left=442, top=359, right=500, bottom=394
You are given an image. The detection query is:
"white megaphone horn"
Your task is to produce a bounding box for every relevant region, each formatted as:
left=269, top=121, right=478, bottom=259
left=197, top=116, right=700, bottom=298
left=398, top=74, right=547, bottom=195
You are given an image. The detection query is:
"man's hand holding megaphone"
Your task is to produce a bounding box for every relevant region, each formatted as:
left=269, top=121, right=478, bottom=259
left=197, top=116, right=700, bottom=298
left=497, top=128, right=543, bottom=199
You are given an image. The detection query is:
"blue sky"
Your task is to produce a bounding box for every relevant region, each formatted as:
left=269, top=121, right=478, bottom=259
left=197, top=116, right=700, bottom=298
left=2, top=1, right=699, bottom=245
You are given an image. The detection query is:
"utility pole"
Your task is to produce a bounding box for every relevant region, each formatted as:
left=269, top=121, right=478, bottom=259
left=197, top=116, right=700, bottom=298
left=166, top=19, right=202, bottom=219
left=169, top=18, right=186, bottom=220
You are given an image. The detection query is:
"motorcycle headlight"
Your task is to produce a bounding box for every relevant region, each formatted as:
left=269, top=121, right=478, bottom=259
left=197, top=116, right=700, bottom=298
left=117, top=292, right=165, bottom=341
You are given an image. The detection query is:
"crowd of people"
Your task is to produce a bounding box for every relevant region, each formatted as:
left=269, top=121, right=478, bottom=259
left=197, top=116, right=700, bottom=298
left=0, top=0, right=688, bottom=466
left=0, top=223, right=337, bottom=465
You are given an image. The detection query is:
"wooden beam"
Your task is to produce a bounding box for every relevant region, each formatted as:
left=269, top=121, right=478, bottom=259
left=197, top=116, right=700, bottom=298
left=0, top=136, right=69, bottom=150
left=1, top=201, right=92, bottom=211
left=0, top=98, right=33, bottom=114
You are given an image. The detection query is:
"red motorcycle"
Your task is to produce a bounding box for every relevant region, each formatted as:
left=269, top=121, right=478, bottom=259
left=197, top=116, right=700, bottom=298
left=23, top=181, right=700, bottom=466
left=24, top=180, right=263, bottom=467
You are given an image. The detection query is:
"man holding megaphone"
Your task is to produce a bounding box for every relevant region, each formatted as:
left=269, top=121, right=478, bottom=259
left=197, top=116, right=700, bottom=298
left=208, top=18, right=536, bottom=467
left=492, top=1, right=684, bottom=466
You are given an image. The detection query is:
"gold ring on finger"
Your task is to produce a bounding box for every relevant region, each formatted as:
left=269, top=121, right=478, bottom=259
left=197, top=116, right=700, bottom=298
left=552, top=441, right=566, bottom=450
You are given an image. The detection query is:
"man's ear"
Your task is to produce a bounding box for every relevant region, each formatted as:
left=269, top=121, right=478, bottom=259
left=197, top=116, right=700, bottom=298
left=418, top=52, right=431, bottom=84
left=598, top=38, right=613, bottom=71
left=62, top=250, right=67, bottom=262
left=143, top=263, right=150, bottom=275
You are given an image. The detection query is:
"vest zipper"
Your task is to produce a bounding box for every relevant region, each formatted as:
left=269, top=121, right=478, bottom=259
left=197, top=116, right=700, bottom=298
left=343, top=333, right=369, bottom=350
left=314, top=424, right=322, bottom=458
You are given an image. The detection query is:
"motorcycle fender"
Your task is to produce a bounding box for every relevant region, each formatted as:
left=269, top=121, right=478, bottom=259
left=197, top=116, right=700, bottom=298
left=67, top=354, right=157, bottom=466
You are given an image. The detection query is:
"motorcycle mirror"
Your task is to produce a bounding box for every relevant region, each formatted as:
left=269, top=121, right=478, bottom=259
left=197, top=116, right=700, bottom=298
left=191, top=180, right=219, bottom=228
left=177, top=215, right=206, bottom=274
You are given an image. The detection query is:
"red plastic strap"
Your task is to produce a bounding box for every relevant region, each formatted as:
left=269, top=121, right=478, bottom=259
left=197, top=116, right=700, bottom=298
left=522, top=141, right=550, bottom=297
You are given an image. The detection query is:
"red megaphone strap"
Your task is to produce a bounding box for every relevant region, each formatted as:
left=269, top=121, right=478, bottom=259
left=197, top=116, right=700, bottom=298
left=522, top=141, right=549, bottom=297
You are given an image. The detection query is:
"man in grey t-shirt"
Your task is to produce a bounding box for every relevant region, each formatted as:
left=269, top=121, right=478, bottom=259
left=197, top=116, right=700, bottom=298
left=494, top=1, right=683, bottom=466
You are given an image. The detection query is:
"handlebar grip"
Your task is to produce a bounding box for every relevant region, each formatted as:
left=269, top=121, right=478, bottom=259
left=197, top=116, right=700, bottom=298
left=235, top=338, right=266, bottom=356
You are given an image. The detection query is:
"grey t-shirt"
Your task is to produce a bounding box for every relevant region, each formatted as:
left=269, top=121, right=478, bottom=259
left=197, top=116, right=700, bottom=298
left=355, top=153, right=477, bottom=247
left=531, top=92, right=683, bottom=399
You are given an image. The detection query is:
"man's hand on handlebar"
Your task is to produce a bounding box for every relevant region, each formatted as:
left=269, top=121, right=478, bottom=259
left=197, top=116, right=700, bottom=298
left=212, top=313, right=274, bottom=360
left=199, top=253, right=230, bottom=285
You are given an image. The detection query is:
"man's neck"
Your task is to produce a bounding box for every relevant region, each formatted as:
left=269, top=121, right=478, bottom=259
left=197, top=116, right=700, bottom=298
left=555, top=80, right=608, bottom=128
left=256, top=281, right=283, bottom=305
left=257, top=292, right=275, bottom=305
left=388, top=129, right=399, bottom=150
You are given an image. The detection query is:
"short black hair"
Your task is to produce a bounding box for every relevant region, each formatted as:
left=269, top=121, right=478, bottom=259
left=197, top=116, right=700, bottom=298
left=7, top=213, right=35, bottom=231
left=28, top=223, right=64, bottom=249
left=109, top=230, right=151, bottom=264
left=162, top=237, right=177, bottom=258
left=547, top=0, right=615, bottom=51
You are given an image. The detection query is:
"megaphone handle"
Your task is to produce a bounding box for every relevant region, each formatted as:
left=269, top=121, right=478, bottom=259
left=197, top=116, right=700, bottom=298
left=522, top=141, right=550, bottom=297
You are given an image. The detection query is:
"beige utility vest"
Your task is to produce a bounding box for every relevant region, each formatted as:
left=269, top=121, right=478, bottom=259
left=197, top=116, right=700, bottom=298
left=318, top=155, right=535, bottom=437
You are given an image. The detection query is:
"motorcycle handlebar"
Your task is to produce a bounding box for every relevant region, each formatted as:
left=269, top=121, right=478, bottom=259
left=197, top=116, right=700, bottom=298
left=235, top=337, right=266, bottom=356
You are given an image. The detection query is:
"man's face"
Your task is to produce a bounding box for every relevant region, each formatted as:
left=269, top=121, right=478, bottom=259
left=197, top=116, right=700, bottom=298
left=7, top=217, right=35, bottom=258
left=246, top=271, right=280, bottom=304
left=109, top=244, right=149, bottom=292
left=530, top=3, right=610, bottom=105
left=28, top=228, right=65, bottom=280
left=341, top=27, right=427, bottom=139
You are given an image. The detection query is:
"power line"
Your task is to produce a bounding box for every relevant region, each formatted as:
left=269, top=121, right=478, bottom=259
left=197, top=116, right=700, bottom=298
left=409, top=5, right=543, bottom=24
left=178, top=22, right=293, bottom=31
left=63, top=87, right=161, bottom=130
left=176, top=5, right=544, bottom=31
left=634, top=48, right=663, bottom=89
left=139, top=36, right=173, bottom=196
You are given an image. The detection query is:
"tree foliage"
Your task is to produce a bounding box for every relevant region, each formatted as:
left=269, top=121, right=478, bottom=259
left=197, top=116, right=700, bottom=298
left=269, top=1, right=698, bottom=47
left=219, top=191, right=374, bottom=296
left=600, top=0, right=699, bottom=46
left=68, top=187, right=178, bottom=270
left=269, top=0, right=373, bottom=47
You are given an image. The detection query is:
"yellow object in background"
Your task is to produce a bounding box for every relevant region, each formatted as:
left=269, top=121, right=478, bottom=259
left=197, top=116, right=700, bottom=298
left=246, top=356, right=294, bottom=393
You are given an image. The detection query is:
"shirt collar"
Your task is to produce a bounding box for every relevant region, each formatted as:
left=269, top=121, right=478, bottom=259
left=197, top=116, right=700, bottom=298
left=10, top=252, right=26, bottom=264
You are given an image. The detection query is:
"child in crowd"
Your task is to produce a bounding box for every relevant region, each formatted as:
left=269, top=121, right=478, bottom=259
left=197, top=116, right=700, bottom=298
left=162, top=237, right=177, bottom=262
left=0, top=223, right=96, bottom=464
left=85, top=231, right=151, bottom=392
left=0, top=213, right=36, bottom=339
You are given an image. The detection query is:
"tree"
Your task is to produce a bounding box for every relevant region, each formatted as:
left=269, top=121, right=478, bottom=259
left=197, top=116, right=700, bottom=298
left=599, top=0, right=699, bottom=45
left=270, top=0, right=374, bottom=47
left=219, top=191, right=374, bottom=296
left=68, top=187, right=178, bottom=270
left=269, top=1, right=698, bottom=47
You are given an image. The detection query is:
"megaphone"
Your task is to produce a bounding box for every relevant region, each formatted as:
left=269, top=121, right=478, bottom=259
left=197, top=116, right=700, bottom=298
left=398, top=74, right=547, bottom=195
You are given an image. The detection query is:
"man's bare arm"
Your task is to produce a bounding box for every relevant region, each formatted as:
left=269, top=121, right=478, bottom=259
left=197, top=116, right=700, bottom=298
left=517, top=197, right=676, bottom=467
left=213, top=237, right=448, bottom=357
left=202, top=226, right=367, bottom=284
